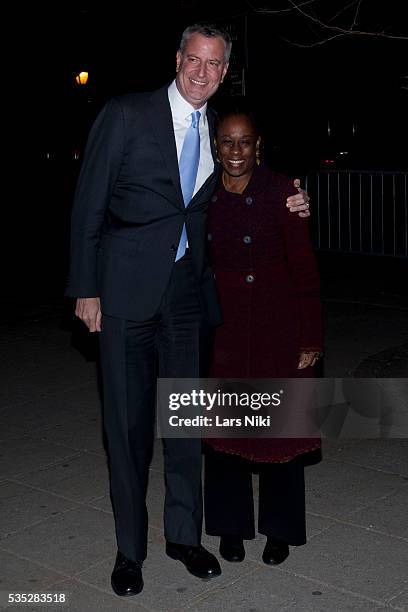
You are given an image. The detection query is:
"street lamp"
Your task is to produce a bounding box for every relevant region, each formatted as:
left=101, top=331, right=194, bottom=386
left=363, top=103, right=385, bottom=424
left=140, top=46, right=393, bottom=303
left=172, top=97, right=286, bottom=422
left=75, top=71, right=89, bottom=86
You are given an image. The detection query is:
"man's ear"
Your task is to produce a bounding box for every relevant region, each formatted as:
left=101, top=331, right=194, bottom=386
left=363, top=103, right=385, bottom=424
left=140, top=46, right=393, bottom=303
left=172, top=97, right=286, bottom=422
left=176, top=51, right=182, bottom=72
left=220, top=63, right=229, bottom=84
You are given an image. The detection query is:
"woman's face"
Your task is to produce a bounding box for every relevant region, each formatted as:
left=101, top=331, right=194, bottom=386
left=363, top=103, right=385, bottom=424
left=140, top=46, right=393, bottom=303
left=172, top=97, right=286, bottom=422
left=216, top=114, right=260, bottom=179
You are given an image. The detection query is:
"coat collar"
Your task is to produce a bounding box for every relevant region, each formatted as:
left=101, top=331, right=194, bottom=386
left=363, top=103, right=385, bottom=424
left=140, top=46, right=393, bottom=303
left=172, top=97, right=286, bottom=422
left=229, top=162, right=274, bottom=197
left=244, top=163, right=274, bottom=195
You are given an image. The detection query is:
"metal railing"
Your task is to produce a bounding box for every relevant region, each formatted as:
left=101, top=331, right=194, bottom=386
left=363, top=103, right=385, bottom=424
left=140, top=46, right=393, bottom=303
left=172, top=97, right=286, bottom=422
left=305, top=171, right=408, bottom=257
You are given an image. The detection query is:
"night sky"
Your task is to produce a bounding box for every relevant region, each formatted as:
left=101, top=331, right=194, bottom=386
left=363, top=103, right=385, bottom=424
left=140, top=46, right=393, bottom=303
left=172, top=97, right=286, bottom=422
left=33, top=2, right=407, bottom=171
left=8, top=3, right=405, bottom=299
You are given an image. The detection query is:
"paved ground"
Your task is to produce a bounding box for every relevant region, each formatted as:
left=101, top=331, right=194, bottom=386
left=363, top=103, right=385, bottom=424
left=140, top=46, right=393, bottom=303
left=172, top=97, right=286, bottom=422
left=1, top=254, right=407, bottom=611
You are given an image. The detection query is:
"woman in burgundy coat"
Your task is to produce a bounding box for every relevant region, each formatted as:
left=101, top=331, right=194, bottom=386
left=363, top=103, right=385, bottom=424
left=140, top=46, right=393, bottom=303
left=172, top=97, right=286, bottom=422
left=204, top=107, right=323, bottom=566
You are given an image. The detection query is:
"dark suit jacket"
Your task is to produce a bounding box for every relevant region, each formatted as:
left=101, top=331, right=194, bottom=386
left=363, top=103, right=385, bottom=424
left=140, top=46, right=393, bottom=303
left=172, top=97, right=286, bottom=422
left=65, top=86, right=222, bottom=324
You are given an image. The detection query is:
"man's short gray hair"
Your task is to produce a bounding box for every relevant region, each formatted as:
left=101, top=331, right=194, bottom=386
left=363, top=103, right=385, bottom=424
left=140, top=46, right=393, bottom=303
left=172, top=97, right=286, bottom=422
left=179, top=23, right=232, bottom=63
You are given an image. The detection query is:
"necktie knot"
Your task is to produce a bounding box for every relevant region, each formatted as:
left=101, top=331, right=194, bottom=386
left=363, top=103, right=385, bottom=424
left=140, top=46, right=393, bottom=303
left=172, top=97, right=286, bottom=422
left=191, top=110, right=201, bottom=129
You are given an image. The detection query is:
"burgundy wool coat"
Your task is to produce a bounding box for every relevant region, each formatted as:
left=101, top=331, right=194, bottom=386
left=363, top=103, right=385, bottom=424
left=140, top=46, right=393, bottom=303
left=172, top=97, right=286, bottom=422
left=205, top=163, right=323, bottom=462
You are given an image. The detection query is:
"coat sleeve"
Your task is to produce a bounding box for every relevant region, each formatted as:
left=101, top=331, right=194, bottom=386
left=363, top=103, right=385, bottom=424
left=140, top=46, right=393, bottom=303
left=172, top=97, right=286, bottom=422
left=282, top=190, right=324, bottom=352
left=65, top=97, right=125, bottom=297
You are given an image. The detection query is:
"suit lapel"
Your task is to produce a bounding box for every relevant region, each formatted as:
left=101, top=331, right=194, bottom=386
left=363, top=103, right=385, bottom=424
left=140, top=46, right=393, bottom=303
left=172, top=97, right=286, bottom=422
left=147, top=86, right=184, bottom=206
left=189, top=107, right=219, bottom=206
left=207, top=107, right=221, bottom=189
left=147, top=89, right=220, bottom=208
left=207, top=108, right=218, bottom=163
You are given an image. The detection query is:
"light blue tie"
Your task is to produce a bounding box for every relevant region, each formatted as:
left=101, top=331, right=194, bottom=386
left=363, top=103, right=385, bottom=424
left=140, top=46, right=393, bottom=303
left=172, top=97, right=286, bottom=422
left=175, top=110, right=201, bottom=261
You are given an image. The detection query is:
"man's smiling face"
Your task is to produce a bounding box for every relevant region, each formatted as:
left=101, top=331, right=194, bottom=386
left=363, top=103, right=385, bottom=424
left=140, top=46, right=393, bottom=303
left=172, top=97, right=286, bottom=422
left=175, top=32, right=229, bottom=109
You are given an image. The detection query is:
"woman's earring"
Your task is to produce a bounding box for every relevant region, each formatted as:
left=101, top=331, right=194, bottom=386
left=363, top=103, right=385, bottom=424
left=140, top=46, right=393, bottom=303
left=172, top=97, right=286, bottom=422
left=256, top=149, right=261, bottom=166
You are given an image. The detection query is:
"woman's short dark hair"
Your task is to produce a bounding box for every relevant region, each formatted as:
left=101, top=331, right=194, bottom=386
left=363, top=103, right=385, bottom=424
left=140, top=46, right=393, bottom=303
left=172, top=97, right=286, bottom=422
left=216, top=97, right=263, bottom=137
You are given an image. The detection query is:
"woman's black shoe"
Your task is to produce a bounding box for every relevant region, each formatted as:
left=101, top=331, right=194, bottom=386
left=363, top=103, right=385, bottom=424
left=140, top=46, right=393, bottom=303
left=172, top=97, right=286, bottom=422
left=219, top=535, right=245, bottom=562
left=262, top=537, right=289, bottom=565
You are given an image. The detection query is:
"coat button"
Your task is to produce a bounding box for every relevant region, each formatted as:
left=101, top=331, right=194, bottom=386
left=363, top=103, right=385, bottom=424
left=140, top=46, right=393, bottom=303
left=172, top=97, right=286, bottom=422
left=170, top=244, right=177, bottom=252
left=207, top=233, right=213, bottom=241
left=211, top=195, right=218, bottom=202
left=245, top=196, right=253, bottom=205
left=243, top=235, right=252, bottom=244
left=245, top=274, right=255, bottom=283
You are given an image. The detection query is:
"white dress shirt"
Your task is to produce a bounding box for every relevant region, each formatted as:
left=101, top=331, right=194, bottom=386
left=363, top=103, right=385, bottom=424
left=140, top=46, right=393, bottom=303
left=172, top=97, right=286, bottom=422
left=168, top=80, right=215, bottom=198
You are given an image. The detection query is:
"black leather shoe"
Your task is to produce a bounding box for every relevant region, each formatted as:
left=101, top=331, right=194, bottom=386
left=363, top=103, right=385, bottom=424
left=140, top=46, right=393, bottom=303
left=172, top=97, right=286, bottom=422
left=219, top=535, right=245, bottom=562
left=166, top=541, right=221, bottom=579
left=262, top=537, right=289, bottom=565
left=111, top=551, right=143, bottom=596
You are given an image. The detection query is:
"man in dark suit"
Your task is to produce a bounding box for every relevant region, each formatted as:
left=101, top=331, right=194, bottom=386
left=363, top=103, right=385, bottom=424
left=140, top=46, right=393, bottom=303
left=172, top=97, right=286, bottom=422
left=66, top=23, right=310, bottom=597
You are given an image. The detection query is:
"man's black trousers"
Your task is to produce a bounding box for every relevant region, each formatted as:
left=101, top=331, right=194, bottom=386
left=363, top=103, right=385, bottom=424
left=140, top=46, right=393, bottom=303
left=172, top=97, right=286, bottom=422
left=99, top=254, right=205, bottom=562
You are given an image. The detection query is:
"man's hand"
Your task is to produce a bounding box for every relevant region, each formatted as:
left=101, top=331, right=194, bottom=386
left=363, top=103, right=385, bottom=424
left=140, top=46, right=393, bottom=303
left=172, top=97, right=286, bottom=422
left=297, top=351, right=321, bottom=369
left=75, top=297, right=102, bottom=332
left=286, top=178, right=310, bottom=218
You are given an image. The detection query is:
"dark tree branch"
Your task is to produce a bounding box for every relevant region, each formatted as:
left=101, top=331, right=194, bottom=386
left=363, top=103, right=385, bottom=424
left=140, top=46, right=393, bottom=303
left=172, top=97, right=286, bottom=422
left=245, top=0, right=408, bottom=45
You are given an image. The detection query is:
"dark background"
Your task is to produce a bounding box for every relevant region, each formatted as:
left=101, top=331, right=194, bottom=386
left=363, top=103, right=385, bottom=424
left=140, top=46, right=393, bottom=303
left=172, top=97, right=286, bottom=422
left=9, top=2, right=408, bottom=300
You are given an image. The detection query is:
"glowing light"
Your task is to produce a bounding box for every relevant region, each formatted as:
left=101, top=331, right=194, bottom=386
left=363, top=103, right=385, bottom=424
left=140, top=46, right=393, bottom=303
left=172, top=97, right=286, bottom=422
left=75, top=71, right=89, bottom=85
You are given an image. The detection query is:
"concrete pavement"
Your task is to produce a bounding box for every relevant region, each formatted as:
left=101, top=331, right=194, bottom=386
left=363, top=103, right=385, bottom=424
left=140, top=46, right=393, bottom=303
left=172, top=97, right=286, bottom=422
left=1, top=255, right=407, bottom=611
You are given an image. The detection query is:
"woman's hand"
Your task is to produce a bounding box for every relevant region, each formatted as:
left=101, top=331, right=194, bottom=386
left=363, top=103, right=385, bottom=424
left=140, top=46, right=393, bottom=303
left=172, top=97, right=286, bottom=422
left=297, top=350, right=321, bottom=369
